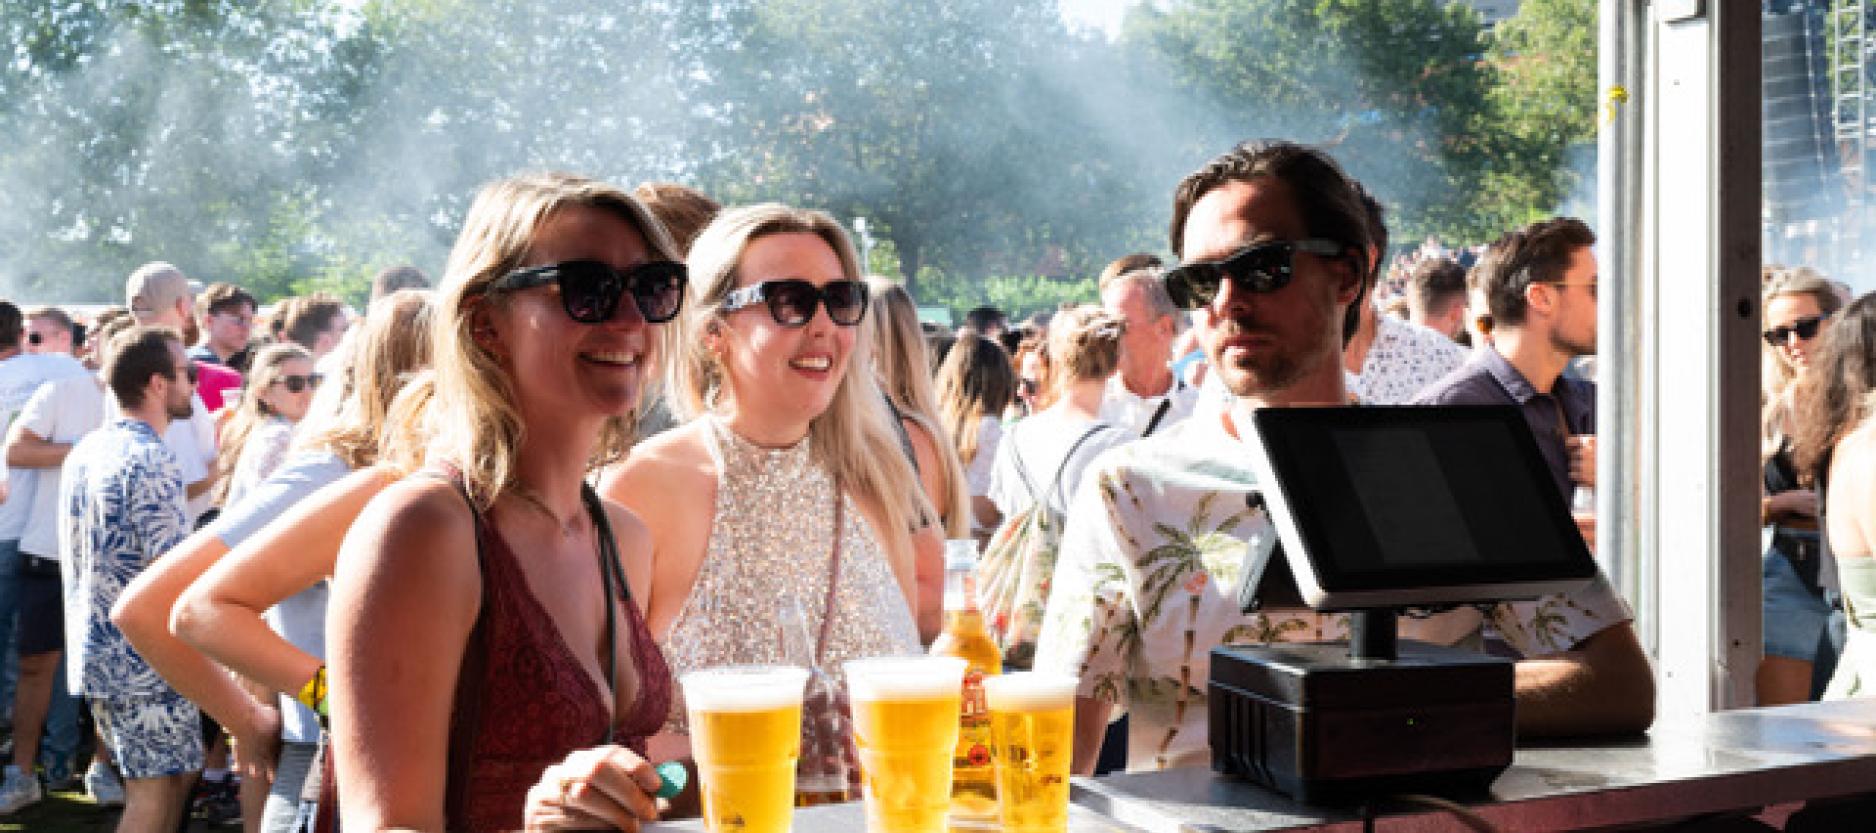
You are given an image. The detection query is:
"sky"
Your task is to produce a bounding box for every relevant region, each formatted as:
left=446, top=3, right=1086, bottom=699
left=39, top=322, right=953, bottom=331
left=1058, top=0, right=1145, bottom=38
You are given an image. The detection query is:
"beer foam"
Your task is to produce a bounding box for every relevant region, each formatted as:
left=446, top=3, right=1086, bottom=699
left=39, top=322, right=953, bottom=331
left=680, top=666, right=808, bottom=712
left=982, top=673, right=1079, bottom=712
left=842, top=656, right=967, bottom=702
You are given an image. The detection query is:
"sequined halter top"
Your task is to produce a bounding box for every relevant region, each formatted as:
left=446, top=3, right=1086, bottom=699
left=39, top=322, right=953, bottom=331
left=660, top=416, right=920, bottom=727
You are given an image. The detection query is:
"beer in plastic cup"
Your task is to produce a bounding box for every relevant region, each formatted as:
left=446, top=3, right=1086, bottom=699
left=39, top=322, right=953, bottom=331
left=682, top=666, right=810, bottom=833
left=983, top=673, right=1078, bottom=833
left=844, top=656, right=967, bottom=833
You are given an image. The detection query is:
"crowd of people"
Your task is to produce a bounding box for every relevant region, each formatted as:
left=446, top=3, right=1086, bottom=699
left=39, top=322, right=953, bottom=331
left=0, top=140, right=1867, bottom=832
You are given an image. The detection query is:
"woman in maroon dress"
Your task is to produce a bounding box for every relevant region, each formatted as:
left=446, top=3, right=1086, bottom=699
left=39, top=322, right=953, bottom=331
left=327, top=172, right=684, bottom=831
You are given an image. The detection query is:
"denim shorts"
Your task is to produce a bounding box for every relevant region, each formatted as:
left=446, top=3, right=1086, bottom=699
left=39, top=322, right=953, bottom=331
left=90, top=688, right=205, bottom=779
left=1764, top=537, right=1833, bottom=661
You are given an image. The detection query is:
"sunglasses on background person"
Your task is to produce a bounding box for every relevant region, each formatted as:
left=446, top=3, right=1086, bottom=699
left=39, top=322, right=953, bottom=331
left=491, top=260, right=688, bottom=324
left=1762, top=314, right=1825, bottom=347
left=270, top=373, right=323, bottom=394
left=721, top=279, right=869, bottom=327
left=1163, top=238, right=1346, bottom=310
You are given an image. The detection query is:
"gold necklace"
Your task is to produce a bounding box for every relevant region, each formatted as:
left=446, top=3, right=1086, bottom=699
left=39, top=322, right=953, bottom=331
left=509, top=486, right=585, bottom=538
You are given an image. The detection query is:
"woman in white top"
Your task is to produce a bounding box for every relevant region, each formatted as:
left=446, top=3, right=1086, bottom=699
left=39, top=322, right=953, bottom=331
left=216, top=343, right=317, bottom=509
left=987, top=305, right=1134, bottom=521
left=935, top=330, right=1015, bottom=534
left=602, top=204, right=929, bottom=760
left=866, top=277, right=971, bottom=633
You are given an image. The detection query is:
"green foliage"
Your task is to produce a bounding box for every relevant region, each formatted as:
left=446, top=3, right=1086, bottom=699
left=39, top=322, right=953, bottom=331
left=1122, top=0, right=1499, bottom=243
left=0, top=0, right=1599, bottom=306
left=914, top=272, right=1098, bottom=322
left=1475, top=0, right=1599, bottom=231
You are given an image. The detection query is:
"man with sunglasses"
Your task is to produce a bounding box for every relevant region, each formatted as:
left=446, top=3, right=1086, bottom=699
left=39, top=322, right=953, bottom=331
left=190, top=283, right=258, bottom=375
left=0, top=300, right=89, bottom=812
left=60, top=326, right=202, bottom=832
left=1412, top=218, right=1601, bottom=512
left=23, top=308, right=76, bottom=359
left=1034, top=141, right=1653, bottom=777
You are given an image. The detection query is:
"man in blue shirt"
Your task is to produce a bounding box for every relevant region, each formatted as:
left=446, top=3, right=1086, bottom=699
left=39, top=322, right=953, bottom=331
left=1413, top=217, right=1599, bottom=510
left=59, top=325, right=200, bottom=832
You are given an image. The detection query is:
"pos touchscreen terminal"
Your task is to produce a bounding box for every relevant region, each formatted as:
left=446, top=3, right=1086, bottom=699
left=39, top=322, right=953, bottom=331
left=1209, top=406, right=1598, bottom=803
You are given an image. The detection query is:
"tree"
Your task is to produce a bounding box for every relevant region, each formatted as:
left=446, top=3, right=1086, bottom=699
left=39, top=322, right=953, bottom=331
left=1120, top=0, right=1500, bottom=244
left=1476, top=0, right=1598, bottom=233
left=680, top=0, right=1157, bottom=293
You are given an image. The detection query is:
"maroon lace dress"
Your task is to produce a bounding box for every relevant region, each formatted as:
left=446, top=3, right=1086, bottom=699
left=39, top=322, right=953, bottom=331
left=443, top=487, right=674, bottom=832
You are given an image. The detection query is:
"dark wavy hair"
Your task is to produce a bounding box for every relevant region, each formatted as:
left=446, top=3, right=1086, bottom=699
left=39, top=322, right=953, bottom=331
left=1793, top=291, right=1876, bottom=486
left=1475, top=217, right=1596, bottom=328
left=1169, top=139, right=1374, bottom=343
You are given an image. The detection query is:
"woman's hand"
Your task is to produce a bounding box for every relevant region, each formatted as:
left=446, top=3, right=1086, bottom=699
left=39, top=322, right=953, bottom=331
left=524, top=746, right=665, bottom=831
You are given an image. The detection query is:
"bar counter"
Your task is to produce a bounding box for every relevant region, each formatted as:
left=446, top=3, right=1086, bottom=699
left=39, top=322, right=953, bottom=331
left=645, top=698, right=1876, bottom=832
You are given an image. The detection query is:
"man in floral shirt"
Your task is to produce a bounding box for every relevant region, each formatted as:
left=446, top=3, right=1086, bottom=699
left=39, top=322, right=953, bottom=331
left=1035, top=141, right=1655, bottom=775
left=60, top=325, right=201, bottom=831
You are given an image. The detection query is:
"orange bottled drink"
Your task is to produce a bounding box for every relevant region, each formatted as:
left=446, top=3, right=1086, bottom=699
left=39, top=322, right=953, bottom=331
left=928, top=539, right=1002, bottom=828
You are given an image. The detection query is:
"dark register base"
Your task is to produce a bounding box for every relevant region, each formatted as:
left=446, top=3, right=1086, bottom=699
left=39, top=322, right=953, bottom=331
left=646, top=699, right=1876, bottom=832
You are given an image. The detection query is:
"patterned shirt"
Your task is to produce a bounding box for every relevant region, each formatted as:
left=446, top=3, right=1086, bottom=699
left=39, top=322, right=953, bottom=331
left=1033, top=410, right=1631, bottom=772
left=1347, top=314, right=1468, bottom=405
left=60, top=418, right=189, bottom=698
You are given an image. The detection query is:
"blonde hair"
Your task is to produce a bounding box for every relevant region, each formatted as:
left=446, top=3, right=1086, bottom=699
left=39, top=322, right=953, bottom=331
left=296, top=289, right=434, bottom=470
left=1046, top=304, right=1126, bottom=386
left=1762, top=265, right=1844, bottom=458
left=867, top=277, right=970, bottom=537
left=214, top=342, right=313, bottom=505
left=420, top=171, right=681, bottom=509
left=674, top=203, right=931, bottom=542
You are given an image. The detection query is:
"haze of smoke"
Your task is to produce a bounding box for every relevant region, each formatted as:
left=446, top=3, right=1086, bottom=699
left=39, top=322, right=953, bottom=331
left=0, top=0, right=1493, bottom=303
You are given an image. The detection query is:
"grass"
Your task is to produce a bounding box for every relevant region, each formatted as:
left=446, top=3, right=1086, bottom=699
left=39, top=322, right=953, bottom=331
left=0, top=785, right=121, bottom=833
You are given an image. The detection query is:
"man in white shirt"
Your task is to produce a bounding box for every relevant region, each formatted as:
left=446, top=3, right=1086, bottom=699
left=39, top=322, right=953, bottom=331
left=0, top=300, right=90, bottom=777
left=0, top=340, right=108, bottom=812
left=1098, top=262, right=1199, bottom=437
left=126, top=262, right=220, bottom=525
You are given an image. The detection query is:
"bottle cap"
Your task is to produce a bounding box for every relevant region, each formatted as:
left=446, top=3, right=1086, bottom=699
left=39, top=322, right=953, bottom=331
left=654, top=760, right=688, bottom=799
left=944, top=538, right=978, bottom=570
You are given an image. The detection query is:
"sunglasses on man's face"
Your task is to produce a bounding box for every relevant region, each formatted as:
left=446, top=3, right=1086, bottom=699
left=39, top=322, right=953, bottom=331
left=491, top=260, right=688, bottom=324
left=720, top=279, right=869, bottom=328
left=271, top=373, right=323, bottom=394
left=1163, top=238, right=1346, bottom=310
left=1763, top=314, right=1825, bottom=347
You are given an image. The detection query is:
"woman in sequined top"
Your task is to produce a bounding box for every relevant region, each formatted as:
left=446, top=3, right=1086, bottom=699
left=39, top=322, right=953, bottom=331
left=601, top=204, right=929, bottom=758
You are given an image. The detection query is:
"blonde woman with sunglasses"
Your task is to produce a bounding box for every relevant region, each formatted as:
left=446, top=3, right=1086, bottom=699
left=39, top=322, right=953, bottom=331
left=602, top=204, right=927, bottom=766
left=1757, top=266, right=1845, bottom=705
left=213, top=343, right=317, bottom=510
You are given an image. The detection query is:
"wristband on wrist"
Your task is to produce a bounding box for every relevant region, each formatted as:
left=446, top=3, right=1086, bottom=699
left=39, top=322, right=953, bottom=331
left=295, top=665, right=329, bottom=717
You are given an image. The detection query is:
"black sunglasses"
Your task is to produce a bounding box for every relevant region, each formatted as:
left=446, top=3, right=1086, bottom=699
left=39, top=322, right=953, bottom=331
left=1163, top=238, right=1346, bottom=309
left=720, top=279, right=869, bottom=327
left=26, top=333, right=40, bottom=346
left=491, top=260, right=687, bottom=324
left=271, top=373, right=323, bottom=394
left=1763, top=314, right=1825, bottom=347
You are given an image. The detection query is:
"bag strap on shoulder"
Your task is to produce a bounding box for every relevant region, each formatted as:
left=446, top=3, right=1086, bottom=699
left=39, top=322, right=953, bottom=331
left=1044, top=424, right=1112, bottom=509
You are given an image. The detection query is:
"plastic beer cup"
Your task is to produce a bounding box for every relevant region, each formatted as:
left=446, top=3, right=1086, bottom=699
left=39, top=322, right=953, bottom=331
left=983, top=673, right=1078, bottom=833
left=681, top=666, right=810, bottom=833
left=844, top=656, right=967, bottom=833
